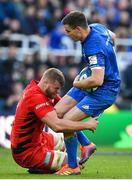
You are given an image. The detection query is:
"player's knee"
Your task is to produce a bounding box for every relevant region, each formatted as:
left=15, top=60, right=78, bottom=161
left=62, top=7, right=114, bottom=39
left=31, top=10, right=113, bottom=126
left=54, top=133, right=65, bottom=151
left=64, top=132, right=75, bottom=139
left=55, top=104, right=69, bottom=118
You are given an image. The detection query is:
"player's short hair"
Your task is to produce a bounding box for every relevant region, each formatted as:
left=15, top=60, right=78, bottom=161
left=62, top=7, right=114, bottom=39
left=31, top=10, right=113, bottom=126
left=62, top=11, right=88, bottom=29
left=43, top=68, right=65, bottom=87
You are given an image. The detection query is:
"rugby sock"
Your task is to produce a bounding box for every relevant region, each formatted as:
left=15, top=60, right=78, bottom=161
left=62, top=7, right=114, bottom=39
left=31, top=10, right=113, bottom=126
left=64, top=136, right=78, bottom=168
left=76, top=131, right=91, bottom=146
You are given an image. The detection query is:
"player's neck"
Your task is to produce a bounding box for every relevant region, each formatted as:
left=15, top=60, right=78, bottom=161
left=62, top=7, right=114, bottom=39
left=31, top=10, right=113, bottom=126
left=38, top=80, right=46, bottom=93
left=81, top=26, right=91, bottom=42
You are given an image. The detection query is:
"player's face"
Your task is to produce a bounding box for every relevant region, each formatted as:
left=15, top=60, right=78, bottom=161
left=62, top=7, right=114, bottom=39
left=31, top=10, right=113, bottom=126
left=64, top=25, right=82, bottom=41
left=45, top=80, right=61, bottom=99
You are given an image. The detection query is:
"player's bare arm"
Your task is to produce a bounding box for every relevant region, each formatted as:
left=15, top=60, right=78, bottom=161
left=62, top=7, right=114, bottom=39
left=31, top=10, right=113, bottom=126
left=41, top=110, right=98, bottom=133
left=73, top=67, right=104, bottom=89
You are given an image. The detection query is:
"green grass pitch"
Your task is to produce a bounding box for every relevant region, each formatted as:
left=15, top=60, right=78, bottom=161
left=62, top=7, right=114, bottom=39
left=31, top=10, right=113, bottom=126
left=0, top=147, right=132, bottom=179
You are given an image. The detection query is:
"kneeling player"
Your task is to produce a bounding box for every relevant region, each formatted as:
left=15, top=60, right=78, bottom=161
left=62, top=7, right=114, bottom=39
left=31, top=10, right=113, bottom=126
left=11, top=68, right=98, bottom=174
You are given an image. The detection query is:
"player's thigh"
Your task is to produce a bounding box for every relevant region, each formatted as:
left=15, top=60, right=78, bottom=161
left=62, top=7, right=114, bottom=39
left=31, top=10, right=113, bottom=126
left=55, top=94, right=77, bottom=118
left=55, top=87, right=87, bottom=118
left=64, top=106, right=89, bottom=121
left=77, top=94, right=111, bottom=118
left=63, top=93, right=107, bottom=121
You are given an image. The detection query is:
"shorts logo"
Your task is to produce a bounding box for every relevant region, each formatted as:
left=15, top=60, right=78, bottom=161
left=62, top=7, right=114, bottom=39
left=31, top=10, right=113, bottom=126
left=82, top=105, right=89, bottom=110
left=89, top=55, right=97, bottom=65
left=35, top=102, right=50, bottom=110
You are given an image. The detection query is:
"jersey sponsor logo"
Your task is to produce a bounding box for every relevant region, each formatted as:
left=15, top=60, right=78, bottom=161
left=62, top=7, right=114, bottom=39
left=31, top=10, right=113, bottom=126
left=35, top=102, right=50, bottom=110
left=82, top=105, right=89, bottom=110
left=89, top=55, right=97, bottom=65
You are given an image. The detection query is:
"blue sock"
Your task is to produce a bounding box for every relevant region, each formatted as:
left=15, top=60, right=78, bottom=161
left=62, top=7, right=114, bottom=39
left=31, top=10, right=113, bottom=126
left=76, top=131, right=91, bottom=146
left=64, top=136, right=78, bottom=168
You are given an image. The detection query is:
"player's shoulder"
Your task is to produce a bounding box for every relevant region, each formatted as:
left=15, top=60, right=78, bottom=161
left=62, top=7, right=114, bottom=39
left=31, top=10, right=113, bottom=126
left=89, top=23, right=107, bottom=31
left=83, top=23, right=107, bottom=55
left=24, top=80, right=45, bottom=101
left=83, top=24, right=103, bottom=55
left=25, top=80, right=40, bottom=94
left=89, top=23, right=108, bottom=39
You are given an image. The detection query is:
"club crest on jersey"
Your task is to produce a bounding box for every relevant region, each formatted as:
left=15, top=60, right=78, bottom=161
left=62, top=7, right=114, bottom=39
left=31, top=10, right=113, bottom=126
left=89, top=55, right=97, bottom=65
left=35, top=102, right=50, bottom=109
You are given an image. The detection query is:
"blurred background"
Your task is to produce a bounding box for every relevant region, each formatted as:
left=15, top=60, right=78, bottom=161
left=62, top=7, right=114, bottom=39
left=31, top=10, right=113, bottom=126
left=0, top=0, right=132, bottom=149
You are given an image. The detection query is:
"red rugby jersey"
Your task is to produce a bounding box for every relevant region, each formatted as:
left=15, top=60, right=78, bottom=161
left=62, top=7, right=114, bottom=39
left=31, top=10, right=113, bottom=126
left=11, top=80, right=60, bottom=153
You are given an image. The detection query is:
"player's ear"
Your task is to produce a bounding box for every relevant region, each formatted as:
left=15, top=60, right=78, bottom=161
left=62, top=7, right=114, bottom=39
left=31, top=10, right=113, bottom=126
left=76, top=26, right=82, bottom=31
left=43, top=79, right=48, bottom=84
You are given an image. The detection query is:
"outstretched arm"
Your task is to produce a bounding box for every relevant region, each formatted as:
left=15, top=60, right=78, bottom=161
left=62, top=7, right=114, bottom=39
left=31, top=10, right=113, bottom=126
left=41, top=110, right=98, bottom=133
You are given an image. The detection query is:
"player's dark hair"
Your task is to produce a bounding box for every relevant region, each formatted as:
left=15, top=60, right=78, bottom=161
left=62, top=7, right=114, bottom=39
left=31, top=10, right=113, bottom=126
left=44, top=68, right=65, bottom=87
left=62, top=11, right=88, bottom=29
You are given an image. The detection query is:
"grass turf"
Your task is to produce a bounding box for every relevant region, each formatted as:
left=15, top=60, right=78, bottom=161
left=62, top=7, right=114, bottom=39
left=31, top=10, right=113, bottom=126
left=0, top=147, right=132, bottom=179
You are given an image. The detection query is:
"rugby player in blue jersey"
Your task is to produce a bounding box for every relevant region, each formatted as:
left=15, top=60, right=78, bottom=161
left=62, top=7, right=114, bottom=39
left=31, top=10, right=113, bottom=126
left=55, top=11, right=121, bottom=175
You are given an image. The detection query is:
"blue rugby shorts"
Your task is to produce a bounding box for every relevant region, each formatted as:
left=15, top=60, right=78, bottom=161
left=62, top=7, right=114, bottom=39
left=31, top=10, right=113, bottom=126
left=67, top=87, right=117, bottom=117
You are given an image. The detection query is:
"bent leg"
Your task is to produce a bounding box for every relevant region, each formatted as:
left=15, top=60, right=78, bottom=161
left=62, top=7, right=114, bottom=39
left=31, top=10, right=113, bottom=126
left=51, top=150, right=67, bottom=170
left=47, top=128, right=65, bottom=152
left=55, top=95, right=77, bottom=118
left=62, top=102, right=92, bottom=168
left=56, top=90, right=95, bottom=169
left=64, top=106, right=90, bottom=121
left=28, top=147, right=67, bottom=173
left=62, top=105, right=89, bottom=139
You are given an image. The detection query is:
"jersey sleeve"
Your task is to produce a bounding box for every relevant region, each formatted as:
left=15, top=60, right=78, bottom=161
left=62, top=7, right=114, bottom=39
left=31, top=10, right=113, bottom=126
left=53, top=94, right=61, bottom=105
left=88, top=52, right=105, bottom=69
left=30, top=94, right=55, bottom=120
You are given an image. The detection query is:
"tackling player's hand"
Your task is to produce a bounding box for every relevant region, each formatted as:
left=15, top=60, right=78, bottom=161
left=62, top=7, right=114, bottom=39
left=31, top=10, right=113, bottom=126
left=86, top=117, right=99, bottom=131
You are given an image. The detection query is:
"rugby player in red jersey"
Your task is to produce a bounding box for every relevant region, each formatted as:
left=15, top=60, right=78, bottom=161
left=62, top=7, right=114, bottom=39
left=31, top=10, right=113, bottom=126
left=11, top=68, right=98, bottom=173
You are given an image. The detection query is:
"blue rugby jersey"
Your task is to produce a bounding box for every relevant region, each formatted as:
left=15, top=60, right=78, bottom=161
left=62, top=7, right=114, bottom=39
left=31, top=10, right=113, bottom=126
left=81, top=23, right=121, bottom=93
